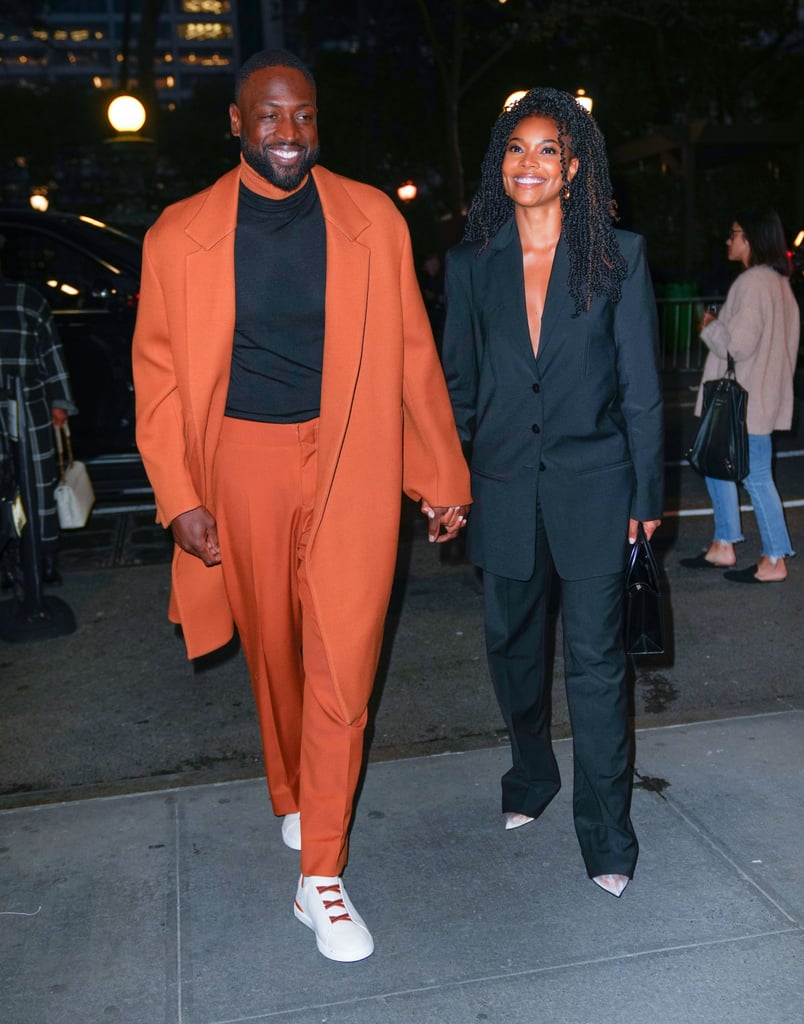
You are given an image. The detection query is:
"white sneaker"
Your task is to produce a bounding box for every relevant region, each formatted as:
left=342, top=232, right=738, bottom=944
left=281, top=813, right=301, bottom=851
left=294, top=875, right=374, bottom=962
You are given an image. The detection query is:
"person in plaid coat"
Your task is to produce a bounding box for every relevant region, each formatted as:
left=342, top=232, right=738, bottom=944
left=0, top=272, right=78, bottom=584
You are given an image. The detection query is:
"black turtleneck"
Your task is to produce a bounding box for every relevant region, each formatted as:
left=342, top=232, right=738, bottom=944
left=226, top=174, right=326, bottom=423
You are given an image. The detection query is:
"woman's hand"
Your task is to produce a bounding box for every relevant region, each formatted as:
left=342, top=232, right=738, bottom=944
left=700, top=310, right=717, bottom=329
left=629, top=518, right=661, bottom=543
left=421, top=500, right=470, bottom=543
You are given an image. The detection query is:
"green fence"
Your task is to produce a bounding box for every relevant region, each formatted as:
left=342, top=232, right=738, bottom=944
left=656, top=291, right=724, bottom=372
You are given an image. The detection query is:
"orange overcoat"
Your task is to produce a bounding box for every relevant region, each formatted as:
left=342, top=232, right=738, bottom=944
left=132, top=163, right=471, bottom=722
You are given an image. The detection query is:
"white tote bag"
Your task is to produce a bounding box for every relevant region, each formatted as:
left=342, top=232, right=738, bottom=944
left=54, top=422, right=95, bottom=529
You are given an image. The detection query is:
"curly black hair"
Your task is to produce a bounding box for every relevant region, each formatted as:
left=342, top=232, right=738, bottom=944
left=464, top=87, right=627, bottom=313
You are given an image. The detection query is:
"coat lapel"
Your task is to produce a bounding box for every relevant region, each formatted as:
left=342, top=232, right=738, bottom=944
left=485, top=219, right=531, bottom=361
left=310, top=166, right=371, bottom=511
left=537, top=234, right=571, bottom=364
left=487, top=224, right=575, bottom=370
left=182, top=168, right=240, bottom=476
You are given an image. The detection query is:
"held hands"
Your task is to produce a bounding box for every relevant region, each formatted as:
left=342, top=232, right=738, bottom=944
left=629, top=518, right=661, bottom=544
left=51, top=408, right=68, bottom=429
left=421, top=500, right=470, bottom=543
left=171, top=506, right=221, bottom=566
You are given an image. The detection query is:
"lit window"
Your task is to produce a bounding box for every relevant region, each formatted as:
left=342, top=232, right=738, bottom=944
left=183, top=1, right=231, bottom=12
left=71, top=30, right=90, bottom=43
left=164, top=52, right=173, bottom=61
left=95, top=32, right=104, bottom=40
left=53, top=30, right=68, bottom=41
left=32, top=30, right=48, bottom=41
left=93, top=75, right=103, bottom=88
left=178, top=23, right=233, bottom=41
left=166, top=75, right=175, bottom=87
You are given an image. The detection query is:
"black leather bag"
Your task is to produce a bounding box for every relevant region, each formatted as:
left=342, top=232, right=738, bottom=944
left=624, top=524, right=664, bottom=656
left=686, top=354, right=749, bottom=481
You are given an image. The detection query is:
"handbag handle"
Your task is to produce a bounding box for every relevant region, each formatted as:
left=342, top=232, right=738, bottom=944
left=626, top=522, right=660, bottom=589
left=53, top=422, right=75, bottom=482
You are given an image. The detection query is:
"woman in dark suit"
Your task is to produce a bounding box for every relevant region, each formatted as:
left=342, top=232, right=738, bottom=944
left=441, top=88, right=664, bottom=896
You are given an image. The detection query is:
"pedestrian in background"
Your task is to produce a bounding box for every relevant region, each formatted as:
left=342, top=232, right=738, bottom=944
left=0, top=256, right=77, bottom=588
left=132, top=49, right=470, bottom=962
left=441, top=87, right=663, bottom=898
left=681, top=207, right=799, bottom=583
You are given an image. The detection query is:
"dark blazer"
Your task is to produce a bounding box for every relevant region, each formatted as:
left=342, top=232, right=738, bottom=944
left=442, top=219, right=664, bottom=582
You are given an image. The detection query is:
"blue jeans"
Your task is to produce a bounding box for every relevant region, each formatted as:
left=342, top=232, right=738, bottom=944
left=705, top=434, right=795, bottom=560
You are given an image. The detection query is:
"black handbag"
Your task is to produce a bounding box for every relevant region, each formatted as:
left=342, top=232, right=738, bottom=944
left=686, top=354, right=749, bottom=481
left=624, top=524, right=664, bottom=656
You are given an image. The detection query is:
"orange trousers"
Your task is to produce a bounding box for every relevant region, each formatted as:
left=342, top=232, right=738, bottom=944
left=213, top=417, right=367, bottom=876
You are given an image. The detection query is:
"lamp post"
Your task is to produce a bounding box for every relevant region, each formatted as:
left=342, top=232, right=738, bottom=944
left=103, top=93, right=153, bottom=228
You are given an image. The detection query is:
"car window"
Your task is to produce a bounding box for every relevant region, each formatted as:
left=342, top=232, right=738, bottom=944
left=0, top=225, right=135, bottom=312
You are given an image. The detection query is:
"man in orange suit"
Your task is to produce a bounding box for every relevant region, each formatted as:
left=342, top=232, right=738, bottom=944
left=132, top=49, right=470, bottom=962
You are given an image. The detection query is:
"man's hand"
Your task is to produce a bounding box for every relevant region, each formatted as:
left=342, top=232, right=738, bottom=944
left=171, top=506, right=221, bottom=566
left=421, top=500, right=470, bottom=543
left=629, top=518, right=661, bottom=544
left=51, top=407, right=68, bottom=429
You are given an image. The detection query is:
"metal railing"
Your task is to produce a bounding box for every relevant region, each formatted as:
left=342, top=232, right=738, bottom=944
left=656, top=295, right=723, bottom=373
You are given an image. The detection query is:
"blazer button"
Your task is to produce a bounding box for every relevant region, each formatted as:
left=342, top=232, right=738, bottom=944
left=531, top=424, right=541, bottom=434
left=539, top=462, right=546, bottom=471
left=532, top=383, right=541, bottom=393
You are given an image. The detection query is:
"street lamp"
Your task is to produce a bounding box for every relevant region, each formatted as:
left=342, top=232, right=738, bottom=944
left=397, top=181, right=418, bottom=202
left=107, top=94, right=146, bottom=134
left=575, top=89, right=593, bottom=114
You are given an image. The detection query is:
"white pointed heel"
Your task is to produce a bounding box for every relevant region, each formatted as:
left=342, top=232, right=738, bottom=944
left=592, top=873, right=630, bottom=898
left=504, top=812, right=535, bottom=831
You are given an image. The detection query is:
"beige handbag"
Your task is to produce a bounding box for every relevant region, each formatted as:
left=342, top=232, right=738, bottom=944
left=54, top=422, right=95, bottom=529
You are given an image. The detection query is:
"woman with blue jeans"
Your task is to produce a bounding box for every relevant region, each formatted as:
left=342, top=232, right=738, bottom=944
left=681, top=207, right=799, bottom=583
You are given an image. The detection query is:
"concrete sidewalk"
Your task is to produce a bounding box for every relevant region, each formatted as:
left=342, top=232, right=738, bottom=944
left=2, top=709, right=802, bottom=1024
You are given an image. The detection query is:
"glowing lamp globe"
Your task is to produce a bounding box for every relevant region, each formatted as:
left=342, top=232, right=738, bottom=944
left=503, top=90, right=528, bottom=111
left=575, top=89, right=593, bottom=114
left=107, top=95, right=146, bottom=133
left=397, top=181, right=418, bottom=202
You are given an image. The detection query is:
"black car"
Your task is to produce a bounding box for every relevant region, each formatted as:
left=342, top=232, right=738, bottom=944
left=0, top=208, right=149, bottom=500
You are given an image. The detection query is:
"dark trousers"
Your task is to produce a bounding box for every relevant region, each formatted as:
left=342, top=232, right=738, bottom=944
left=482, top=511, right=637, bottom=878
